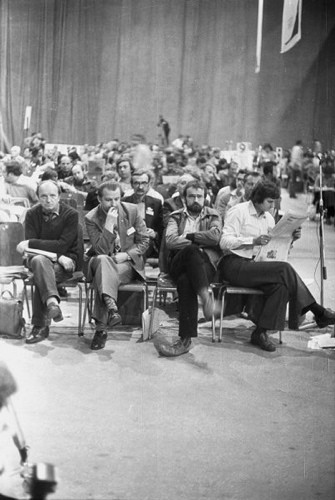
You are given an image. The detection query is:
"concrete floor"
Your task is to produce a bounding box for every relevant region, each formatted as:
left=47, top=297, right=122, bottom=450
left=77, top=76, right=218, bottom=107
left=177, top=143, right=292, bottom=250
left=1, top=190, right=335, bottom=500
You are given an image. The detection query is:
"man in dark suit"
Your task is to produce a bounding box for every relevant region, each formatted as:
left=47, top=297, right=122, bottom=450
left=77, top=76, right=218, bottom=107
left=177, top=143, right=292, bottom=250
left=122, top=169, right=163, bottom=259
left=85, top=181, right=150, bottom=350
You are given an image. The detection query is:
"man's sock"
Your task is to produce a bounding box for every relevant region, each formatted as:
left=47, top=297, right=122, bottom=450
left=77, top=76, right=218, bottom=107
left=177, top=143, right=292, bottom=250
left=304, top=302, right=325, bottom=318
left=46, top=296, right=59, bottom=306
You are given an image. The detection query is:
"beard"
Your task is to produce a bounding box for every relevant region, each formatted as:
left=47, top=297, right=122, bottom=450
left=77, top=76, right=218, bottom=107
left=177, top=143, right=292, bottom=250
left=187, top=202, right=203, bottom=214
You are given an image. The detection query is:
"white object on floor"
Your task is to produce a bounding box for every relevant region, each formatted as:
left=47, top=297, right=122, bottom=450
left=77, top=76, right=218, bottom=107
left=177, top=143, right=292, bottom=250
left=308, top=333, right=335, bottom=350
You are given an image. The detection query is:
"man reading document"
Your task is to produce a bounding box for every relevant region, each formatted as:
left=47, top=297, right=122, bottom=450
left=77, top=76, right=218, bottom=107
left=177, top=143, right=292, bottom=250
left=219, top=181, right=335, bottom=352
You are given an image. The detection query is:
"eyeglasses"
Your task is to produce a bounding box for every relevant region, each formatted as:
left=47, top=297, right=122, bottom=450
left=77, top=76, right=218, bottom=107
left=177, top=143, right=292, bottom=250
left=237, top=177, right=244, bottom=181
left=133, top=181, right=149, bottom=187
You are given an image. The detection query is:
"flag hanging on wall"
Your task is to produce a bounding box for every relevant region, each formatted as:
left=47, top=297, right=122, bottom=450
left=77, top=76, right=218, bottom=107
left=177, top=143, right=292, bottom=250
left=281, top=0, right=302, bottom=53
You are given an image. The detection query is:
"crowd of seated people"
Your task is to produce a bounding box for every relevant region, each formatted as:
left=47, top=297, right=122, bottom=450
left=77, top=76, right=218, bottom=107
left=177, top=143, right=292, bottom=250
left=1, top=131, right=335, bottom=354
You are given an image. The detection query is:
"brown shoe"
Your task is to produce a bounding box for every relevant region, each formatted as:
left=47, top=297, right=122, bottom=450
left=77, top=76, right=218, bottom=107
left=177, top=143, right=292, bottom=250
left=107, top=311, right=122, bottom=328
left=250, top=329, right=276, bottom=352
left=158, top=337, right=192, bottom=357
left=47, top=303, right=63, bottom=322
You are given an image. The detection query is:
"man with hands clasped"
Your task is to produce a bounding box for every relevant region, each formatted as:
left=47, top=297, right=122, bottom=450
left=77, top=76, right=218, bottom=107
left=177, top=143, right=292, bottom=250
left=219, top=180, right=335, bottom=352
left=16, top=180, right=80, bottom=344
left=85, top=181, right=149, bottom=350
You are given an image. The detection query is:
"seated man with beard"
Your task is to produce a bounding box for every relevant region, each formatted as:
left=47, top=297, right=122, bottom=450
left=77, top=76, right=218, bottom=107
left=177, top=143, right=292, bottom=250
left=157, top=180, right=222, bottom=357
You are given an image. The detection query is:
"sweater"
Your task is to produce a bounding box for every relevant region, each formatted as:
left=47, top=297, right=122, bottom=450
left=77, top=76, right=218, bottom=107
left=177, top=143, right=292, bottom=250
left=25, top=202, right=79, bottom=267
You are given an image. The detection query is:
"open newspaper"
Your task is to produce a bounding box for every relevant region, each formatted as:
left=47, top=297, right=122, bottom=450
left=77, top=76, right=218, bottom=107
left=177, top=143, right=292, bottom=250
left=255, top=210, right=307, bottom=262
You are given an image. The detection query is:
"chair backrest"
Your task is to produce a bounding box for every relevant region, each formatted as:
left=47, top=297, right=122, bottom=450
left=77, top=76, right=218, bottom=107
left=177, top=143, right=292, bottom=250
left=77, top=208, right=89, bottom=241
left=8, top=197, right=30, bottom=208
left=0, top=222, right=25, bottom=266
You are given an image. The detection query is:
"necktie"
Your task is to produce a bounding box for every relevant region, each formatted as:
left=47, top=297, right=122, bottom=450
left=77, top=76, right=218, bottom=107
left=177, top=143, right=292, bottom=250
left=113, top=228, right=121, bottom=253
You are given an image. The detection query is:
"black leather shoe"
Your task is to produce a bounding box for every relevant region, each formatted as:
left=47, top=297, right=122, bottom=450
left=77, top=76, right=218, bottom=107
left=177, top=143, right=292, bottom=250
left=90, top=330, right=107, bottom=350
left=47, top=303, right=63, bottom=322
left=26, top=326, right=50, bottom=344
left=158, top=337, right=192, bottom=357
left=107, top=311, right=122, bottom=328
left=315, top=308, right=335, bottom=328
left=250, top=329, right=276, bottom=352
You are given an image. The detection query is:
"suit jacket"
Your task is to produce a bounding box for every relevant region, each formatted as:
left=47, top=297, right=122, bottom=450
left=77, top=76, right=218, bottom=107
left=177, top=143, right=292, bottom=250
left=85, top=202, right=150, bottom=278
left=122, top=193, right=163, bottom=257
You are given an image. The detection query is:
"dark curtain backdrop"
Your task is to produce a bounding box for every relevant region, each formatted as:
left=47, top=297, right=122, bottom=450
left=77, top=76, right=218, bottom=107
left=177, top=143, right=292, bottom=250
left=0, top=0, right=334, bottom=150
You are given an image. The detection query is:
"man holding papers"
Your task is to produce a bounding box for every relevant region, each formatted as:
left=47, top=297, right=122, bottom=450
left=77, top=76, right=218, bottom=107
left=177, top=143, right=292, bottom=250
left=16, top=180, right=79, bottom=344
left=219, top=181, right=335, bottom=352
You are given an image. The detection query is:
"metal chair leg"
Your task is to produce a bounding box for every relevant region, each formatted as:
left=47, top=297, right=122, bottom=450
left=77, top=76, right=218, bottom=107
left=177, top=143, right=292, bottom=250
left=148, top=285, right=158, bottom=340
left=218, top=290, right=226, bottom=343
left=23, top=283, right=31, bottom=319
left=77, top=283, right=83, bottom=336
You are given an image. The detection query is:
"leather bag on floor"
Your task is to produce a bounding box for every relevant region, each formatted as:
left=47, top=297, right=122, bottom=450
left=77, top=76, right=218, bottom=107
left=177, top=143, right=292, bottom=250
left=0, top=290, right=25, bottom=338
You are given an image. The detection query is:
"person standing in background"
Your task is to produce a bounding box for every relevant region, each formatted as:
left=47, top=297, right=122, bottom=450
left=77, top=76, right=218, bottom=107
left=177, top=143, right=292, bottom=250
left=157, top=115, right=170, bottom=146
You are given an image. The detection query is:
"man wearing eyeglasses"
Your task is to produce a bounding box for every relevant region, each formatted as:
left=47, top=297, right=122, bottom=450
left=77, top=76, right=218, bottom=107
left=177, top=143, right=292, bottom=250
left=122, top=169, right=163, bottom=259
left=217, top=171, right=262, bottom=220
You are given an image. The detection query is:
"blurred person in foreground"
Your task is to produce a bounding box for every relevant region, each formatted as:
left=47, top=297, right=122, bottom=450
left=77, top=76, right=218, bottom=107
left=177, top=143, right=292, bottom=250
left=0, top=362, right=26, bottom=500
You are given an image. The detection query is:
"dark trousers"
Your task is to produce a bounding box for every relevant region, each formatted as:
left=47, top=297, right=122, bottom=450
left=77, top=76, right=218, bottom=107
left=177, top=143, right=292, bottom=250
left=219, top=254, right=315, bottom=331
left=29, top=255, right=72, bottom=327
left=168, top=245, right=215, bottom=338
